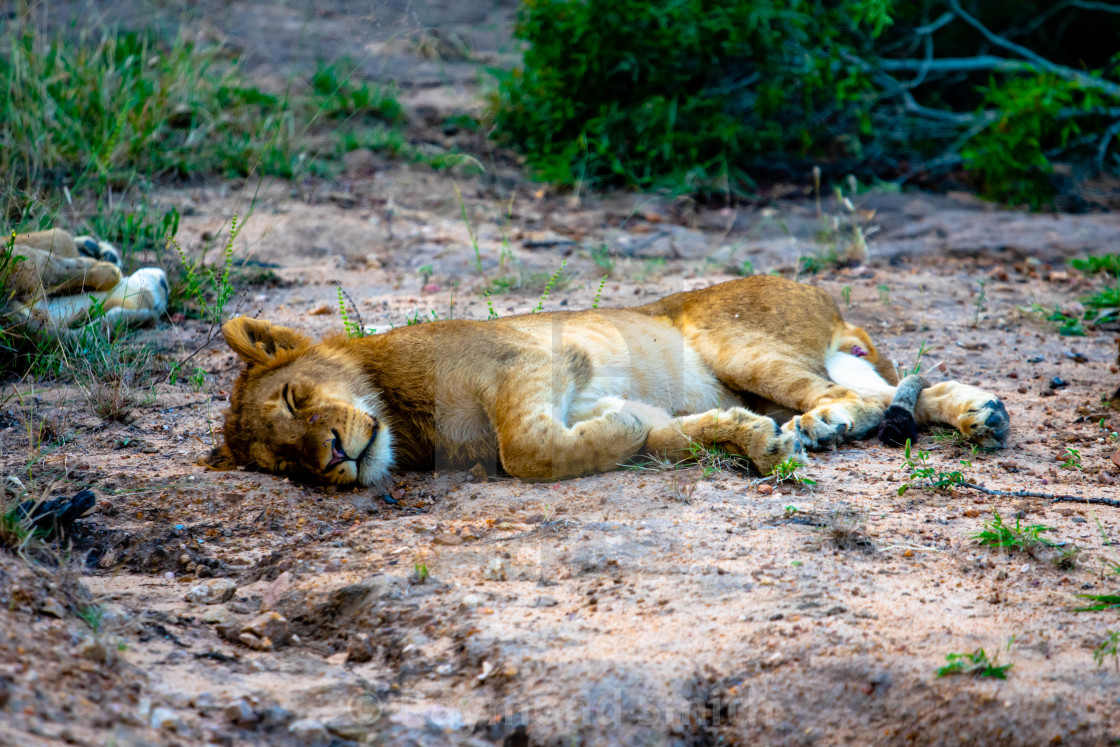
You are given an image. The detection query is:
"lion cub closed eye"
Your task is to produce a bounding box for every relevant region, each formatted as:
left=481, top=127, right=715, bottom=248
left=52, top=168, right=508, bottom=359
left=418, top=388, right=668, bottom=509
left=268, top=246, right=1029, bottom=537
left=202, top=276, right=1009, bottom=487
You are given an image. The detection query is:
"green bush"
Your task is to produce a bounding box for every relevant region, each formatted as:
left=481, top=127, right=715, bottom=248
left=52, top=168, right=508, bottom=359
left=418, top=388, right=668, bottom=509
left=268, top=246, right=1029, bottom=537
left=492, top=0, right=890, bottom=194
left=492, top=0, right=1120, bottom=206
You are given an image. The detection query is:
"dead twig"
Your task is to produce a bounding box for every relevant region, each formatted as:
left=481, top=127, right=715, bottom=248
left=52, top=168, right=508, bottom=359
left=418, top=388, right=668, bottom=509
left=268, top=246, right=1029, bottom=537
left=960, top=481, right=1120, bottom=509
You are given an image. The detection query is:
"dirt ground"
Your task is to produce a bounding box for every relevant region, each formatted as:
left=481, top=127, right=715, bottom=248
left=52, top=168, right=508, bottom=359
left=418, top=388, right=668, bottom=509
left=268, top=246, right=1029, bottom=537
left=4, top=2, right=1120, bottom=746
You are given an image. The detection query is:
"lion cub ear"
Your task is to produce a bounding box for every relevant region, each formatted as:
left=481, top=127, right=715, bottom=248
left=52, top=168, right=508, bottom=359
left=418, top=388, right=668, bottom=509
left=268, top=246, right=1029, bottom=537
left=198, top=443, right=238, bottom=471
left=221, top=316, right=311, bottom=366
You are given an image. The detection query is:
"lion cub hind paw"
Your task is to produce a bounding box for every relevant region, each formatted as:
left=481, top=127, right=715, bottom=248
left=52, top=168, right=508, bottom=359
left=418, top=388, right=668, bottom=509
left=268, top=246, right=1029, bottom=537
left=960, top=398, right=1010, bottom=449
left=878, top=405, right=919, bottom=447
left=75, top=236, right=122, bottom=268
left=783, top=409, right=852, bottom=451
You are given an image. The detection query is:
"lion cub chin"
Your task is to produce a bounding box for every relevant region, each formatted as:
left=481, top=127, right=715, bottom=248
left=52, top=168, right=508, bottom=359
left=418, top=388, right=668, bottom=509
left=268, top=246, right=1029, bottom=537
left=202, top=276, right=1009, bottom=487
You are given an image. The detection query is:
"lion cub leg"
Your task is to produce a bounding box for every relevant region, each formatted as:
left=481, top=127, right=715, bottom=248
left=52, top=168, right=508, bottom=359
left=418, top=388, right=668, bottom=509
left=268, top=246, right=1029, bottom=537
left=10, top=247, right=122, bottom=298
left=914, top=381, right=1010, bottom=449
left=645, top=407, right=806, bottom=475
left=496, top=407, right=650, bottom=481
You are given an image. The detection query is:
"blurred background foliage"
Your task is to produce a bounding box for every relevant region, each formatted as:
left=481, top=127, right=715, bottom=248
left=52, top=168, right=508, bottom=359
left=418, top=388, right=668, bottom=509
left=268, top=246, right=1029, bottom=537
left=490, top=0, right=1120, bottom=209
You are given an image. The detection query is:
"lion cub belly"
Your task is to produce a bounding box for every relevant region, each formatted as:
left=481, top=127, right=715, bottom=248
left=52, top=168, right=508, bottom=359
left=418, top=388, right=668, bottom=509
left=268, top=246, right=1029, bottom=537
left=563, top=315, right=732, bottom=422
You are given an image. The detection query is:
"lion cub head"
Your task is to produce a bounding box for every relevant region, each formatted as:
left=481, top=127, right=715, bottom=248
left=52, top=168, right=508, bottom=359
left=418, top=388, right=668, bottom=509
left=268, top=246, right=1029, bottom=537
left=202, top=317, right=392, bottom=488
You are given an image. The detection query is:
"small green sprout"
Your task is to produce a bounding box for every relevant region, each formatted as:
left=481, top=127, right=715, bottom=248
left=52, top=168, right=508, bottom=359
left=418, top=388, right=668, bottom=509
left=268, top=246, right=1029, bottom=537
left=936, top=649, right=1012, bottom=679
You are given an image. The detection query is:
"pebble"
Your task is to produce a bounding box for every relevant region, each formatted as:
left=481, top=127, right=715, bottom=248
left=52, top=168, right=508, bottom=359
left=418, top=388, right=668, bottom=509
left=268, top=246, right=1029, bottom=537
left=185, top=578, right=237, bottom=605
left=342, top=148, right=378, bottom=173
left=149, top=707, right=184, bottom=732
left=39, top=597, right=66, bottom=618
left=76, top=635, right=110, bottom=664
left=346, top=633, right=374, bottom=664
left=200, top=606, right=235, bottom=625
left=239, top=611, right=292, bottom=651
left=289, top=718, right=330, bottom=743
left=461, top=594, right=484, bottom=609
left=432, top=533, right=463, bottom=546
left=757, top=484, right=773, bottom=495
left=261, top=571, right=292, bottom=611
left=225, top=698, right=259, bottom=727
left=483, top=556, right=509, bottom=582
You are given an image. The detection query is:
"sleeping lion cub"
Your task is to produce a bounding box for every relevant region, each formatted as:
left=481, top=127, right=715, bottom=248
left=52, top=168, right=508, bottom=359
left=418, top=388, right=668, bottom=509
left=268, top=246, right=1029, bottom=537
left=5, top=229, right=168, bottom=331
left=203, top=276, right=1009, bottom=487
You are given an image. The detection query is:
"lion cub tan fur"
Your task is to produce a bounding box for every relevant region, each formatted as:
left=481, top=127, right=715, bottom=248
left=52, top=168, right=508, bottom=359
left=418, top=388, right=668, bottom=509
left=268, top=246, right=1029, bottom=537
left=203, top=276, right=1010, bottom=487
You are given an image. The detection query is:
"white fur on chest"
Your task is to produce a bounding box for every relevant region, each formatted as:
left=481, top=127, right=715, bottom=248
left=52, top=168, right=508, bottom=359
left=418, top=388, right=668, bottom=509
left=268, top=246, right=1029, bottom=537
left=566, top=341, right=723, bottom=422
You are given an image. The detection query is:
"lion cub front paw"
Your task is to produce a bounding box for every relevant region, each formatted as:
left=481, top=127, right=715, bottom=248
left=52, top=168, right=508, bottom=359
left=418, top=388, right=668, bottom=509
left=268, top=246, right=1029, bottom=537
left=746, top=420, right=808, bottom=476
left=959, top=397, right=1010, bottom=449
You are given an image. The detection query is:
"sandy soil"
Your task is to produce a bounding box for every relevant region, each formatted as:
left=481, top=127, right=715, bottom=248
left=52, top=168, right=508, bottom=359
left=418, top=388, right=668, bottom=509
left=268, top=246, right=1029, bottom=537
left=4, top=2, right=1120, bottom=746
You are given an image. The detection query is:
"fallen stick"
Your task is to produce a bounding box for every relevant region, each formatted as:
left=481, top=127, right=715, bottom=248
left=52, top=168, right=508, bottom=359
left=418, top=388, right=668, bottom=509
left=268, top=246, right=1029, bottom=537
left=960, top=481, right=1120, bottom=509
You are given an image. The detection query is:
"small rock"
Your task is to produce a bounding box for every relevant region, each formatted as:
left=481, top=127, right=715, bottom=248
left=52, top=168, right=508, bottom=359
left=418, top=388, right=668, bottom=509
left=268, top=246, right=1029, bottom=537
left=461, top=594, right=483, bottom=609
left=261, top=571, right=292, bottom=611
left=483, top=556, right=509, bottom=582
left=757, top=484, right=773, bottom=495
left=531, top=596, right=558, bottom=608
left=422, top=283, right=441, bottom=294
left=261, top=706, right=294, bottom=728
left=309, top=303, right=333, bottom=316
left=289, top=718, right=330, bottom=744
left=1100, top=472, right=1116, bottom=485
left=77, top=636, right=110, bottom=665
left=225, top=698, right=259, bottom=727
left=193, top=692, right=219, bottom=713
left=1112, top=450, right=1120, bottom=469
left=39, top=597, right=66, bottom=618
left=185, top=578, right=237, bottom=605
left=239, top=611, right=291, bottom=651
left=346, top=633, right=374, bottom=664
left=326, top=191, right=357, bottom=209
left=323, top=558, right=342, bottom=572
left=200, top=606, right=235, bottom=625
left=100, top=604, right=129, bottom=629
left=432, top=533, right=462, bottom=546
left=342, top=149, right=378, bottom=173
left=0, top=677, right=11, bottom=708
left=1049, top=377, right=1069, bottom=389
left=150, top=707, right=184, bottom=732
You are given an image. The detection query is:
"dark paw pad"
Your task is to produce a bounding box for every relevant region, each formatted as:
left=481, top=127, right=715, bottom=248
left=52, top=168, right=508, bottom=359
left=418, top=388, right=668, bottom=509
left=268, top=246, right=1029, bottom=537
left=77, top=237, right=101, bottom=258
left=878, top=405, right=919, bottom=447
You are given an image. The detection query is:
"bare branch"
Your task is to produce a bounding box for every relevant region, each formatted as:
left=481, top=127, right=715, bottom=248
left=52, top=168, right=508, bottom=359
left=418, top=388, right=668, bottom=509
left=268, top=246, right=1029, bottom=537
left=1098, top=119, right=1120, bottom=167
left=945, top=0, right=1120, bottom=98
left=914, top=11, right=955, bottom=36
